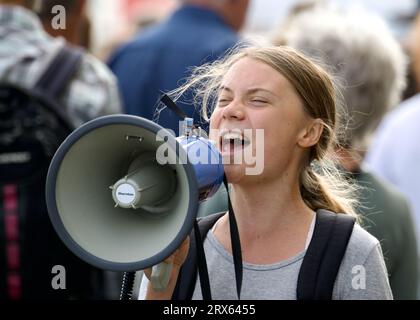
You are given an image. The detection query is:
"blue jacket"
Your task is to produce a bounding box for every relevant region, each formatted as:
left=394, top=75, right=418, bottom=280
left=108, top=5, right=239, bottom=134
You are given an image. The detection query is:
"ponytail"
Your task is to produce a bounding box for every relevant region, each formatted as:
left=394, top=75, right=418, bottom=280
left=300, top=159, right=359, bottom=219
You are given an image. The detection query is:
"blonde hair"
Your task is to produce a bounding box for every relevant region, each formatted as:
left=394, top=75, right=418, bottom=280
left=169, top=45, right=358, bottom=217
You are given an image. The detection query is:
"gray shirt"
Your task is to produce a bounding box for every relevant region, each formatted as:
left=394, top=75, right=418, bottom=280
left=139, top=220, right=393, bottom=300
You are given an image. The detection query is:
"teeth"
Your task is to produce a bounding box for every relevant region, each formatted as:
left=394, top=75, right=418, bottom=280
left=223, top=132, right=243, bottom=140
left=219, top=130, right=251, bottom=151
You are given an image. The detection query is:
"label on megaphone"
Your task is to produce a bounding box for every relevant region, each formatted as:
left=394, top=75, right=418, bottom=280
left=115, top=183, right=136, bottom=205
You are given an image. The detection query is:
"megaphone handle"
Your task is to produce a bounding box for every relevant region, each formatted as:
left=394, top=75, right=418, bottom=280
left=151, top=261, right=173, bottom=291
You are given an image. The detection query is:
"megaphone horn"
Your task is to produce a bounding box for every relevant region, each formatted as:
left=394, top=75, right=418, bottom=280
left=46, top=115, right=224, bottom=288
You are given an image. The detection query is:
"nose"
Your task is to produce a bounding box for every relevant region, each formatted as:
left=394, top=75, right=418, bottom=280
left=221, top=99, right=245, bottom=121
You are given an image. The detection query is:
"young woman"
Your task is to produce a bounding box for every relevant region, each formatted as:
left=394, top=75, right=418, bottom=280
left=139, top=46, right=392, bottom=300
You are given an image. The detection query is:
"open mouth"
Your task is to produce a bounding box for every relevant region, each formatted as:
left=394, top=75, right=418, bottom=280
left=219, top=130, right=251, bottom=154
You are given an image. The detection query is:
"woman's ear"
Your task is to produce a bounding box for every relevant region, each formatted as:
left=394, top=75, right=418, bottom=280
left=297, top=119, right=324, bottom=148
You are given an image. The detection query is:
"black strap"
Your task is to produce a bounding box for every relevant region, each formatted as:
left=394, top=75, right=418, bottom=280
left=297, top=210, right=355, bottom=300
left=160, top=94, right=188, bottom=120
left=172, top=212, right=225, bottom=300
left=194, top=176, right=242, bottom=300
left=193, top=219, right=212, bottom=300
left=224, top=175, right=243, bottom=299
left=172, top=177, right=243, bottom=300
left=34, top=45, right=83, bottom=100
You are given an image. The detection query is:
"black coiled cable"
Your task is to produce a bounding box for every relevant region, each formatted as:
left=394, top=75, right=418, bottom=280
left=120, top=271, right=136, bottom=300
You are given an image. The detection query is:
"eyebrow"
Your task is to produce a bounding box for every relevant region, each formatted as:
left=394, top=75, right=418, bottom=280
left=219, top=86, right=276, bottom=97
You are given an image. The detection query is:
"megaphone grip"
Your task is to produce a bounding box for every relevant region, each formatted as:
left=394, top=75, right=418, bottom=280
left=151, top=262, right=173, bottom=292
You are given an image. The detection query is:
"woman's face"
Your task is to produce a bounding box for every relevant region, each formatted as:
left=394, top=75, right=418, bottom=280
left=209, top=57, right=318, bottom=184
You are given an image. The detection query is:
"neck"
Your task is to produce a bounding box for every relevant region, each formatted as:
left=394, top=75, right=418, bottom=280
left=215, top=172, right=316, bottom=264
left=182, top=1, right=240, bottom=31
left=230, top=173, right=313, bottom=237
left=182, top=0, right=219, bottom=11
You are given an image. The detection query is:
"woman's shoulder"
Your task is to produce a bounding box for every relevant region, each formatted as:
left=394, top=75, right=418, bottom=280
left=346, top=223, right=381, bottom=258
left=333, top=223, right=392, bottom=299
left=340, top=223, right=384, bottom=272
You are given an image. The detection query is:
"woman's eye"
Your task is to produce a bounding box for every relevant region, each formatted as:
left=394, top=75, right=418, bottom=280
left=251, top=99, right=268, bottom=105
left=217, top=99, right=231, bottom=106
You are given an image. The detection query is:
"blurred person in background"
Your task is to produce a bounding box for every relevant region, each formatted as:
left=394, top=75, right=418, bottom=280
left=37, top=0, right=91, bottom=50
left=108, top=0, right=250, bottom=134
left=365, top=13, right=420, bottom=292
left=0, top=0, right=121, bottom=127
left=0, top=0, right=121, bottom=299
left=403, top=11, right=420, bottom=96
left=99, top=12, right=162, bottom=65
left=401, top=7, right=420, bottom=101
left=278, top=7, right=419, bottom=299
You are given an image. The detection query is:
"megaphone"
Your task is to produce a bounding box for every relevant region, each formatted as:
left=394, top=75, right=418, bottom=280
left=45, top=114, right=224, bottom=293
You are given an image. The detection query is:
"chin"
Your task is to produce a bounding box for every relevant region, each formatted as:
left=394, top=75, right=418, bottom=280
left=225, top=163, right=271, bottom=186
left=224, top=164, right=266, bottom=185
left=223, top=164, right=246, bottom=184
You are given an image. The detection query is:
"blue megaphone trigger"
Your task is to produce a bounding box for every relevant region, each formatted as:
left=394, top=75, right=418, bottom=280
left=159, top=94, right=224, bottom=201
left=177, top=117, right=224, bottom=201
